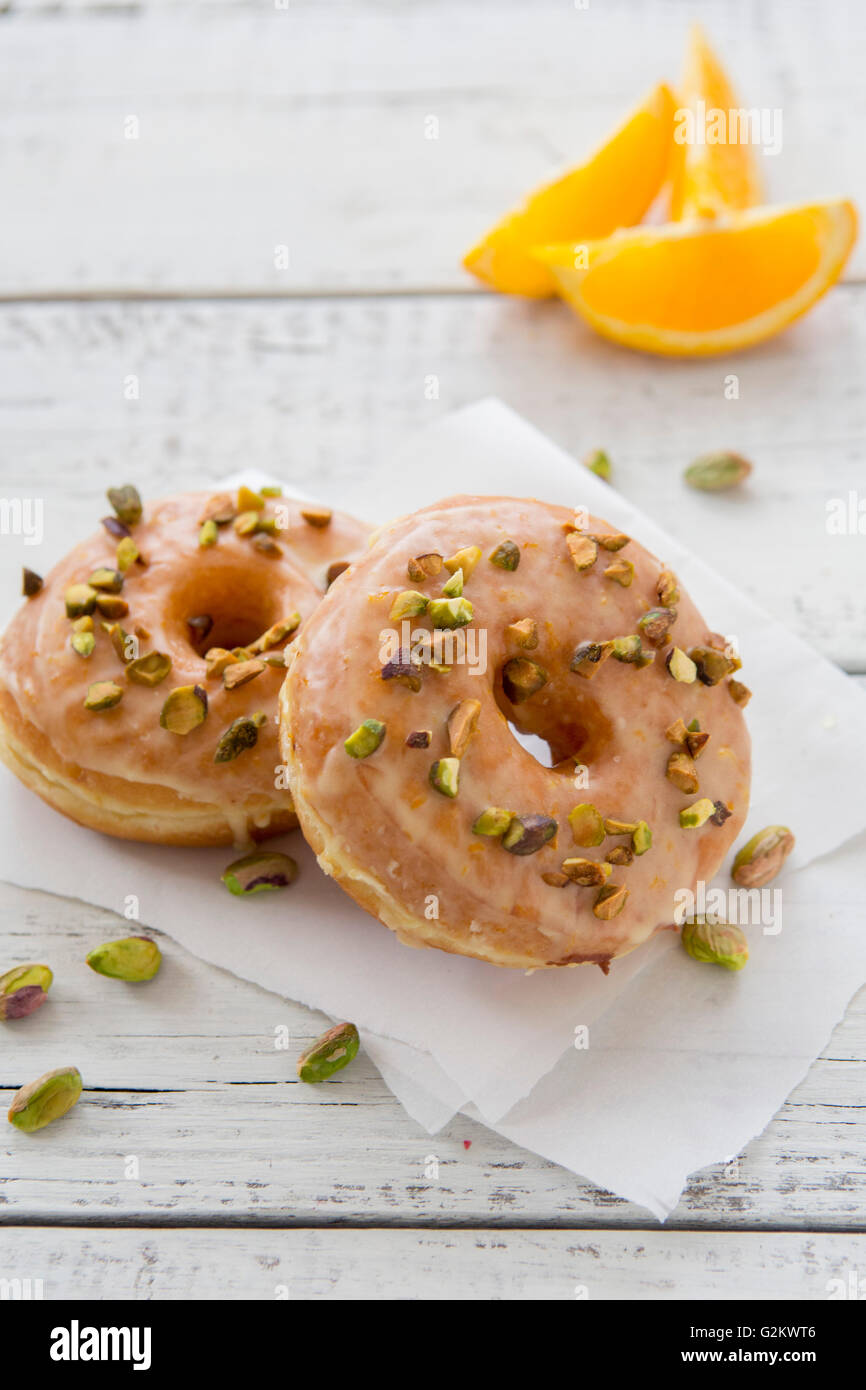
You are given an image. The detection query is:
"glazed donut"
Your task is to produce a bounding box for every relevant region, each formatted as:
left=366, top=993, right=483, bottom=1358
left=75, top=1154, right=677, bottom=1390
left=279, top=494, right=751, bottom=970
left=0, top=485, right=368, bottom=846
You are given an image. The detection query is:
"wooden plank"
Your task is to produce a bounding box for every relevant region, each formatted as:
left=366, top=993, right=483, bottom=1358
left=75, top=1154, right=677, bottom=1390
left=1, top=877, right=865, bottom=1229
left=1, top=1226, right=864, bottom=1299
left=1, top=1, right=864, bottom=294
left=0, top=296, right=864, bottom=669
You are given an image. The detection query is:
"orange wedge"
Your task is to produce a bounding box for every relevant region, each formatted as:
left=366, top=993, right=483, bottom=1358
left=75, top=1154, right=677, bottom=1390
left=537, top=200, right=857, bottom=356
left=670, top=25, right=763, bottom=220
left=463, top=83, right=676, bottom=298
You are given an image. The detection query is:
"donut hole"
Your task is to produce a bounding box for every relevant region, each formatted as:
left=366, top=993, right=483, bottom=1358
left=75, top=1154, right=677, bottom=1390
left=495, top=669, right=614, bottom=773
left=168, top=567, right=281, bottom=655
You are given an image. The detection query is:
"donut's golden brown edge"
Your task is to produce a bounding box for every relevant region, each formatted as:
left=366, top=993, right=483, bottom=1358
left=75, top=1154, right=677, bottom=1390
left=279, top=495, right=751, bottom=971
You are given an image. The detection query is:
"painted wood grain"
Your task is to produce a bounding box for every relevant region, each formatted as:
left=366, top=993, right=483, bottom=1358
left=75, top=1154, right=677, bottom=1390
left=1, top=0, right=864, bottom=295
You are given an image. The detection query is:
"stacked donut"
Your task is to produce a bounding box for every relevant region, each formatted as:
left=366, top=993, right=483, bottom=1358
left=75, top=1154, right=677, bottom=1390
left=0, top=486, right=751, bottom=970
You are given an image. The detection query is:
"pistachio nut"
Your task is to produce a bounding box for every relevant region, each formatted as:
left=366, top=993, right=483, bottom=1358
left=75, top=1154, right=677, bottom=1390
left=567, top=532, right=598, bottom=573
left=71, top=631, right=95, bottom=658
left=731, top=825, right=795, bottom=888
left=541, top=871, right=571, bottom=888
left=472, top=806, right=513, bottom=837
left=442, top=567, right=464, bottom=598
left=84, top=681, right=123, bottom=711
left=205, top=647, right=237, bottom=678
left=568, top=803, right=605, bottom=847
left=222, top=850, right=298, bottom=896
left=638, top=607, right=677, bottom=647
left=94, top=594, right=129, bottom=619
left=199, top=493, right=236, bottom=527
left=502, top=657, right=548, bottom=704
left=593, top=532, right=630, bottom=552
left=711, top=800, right=732, bottom=826
left=101, top=515, right=131, bottom=539
left=689, top=645, right=737, bottom=686
left=447, top=698, right=481, bottom=758
left=679, top=798, right=716, bottom=829
left=252, top=534, right=282, bottom=557
left=260, top=485, right=282, bottom=498
left=604, top=817, right=637, bottom=836
left=0, top=985, right=48, bottom=1020
left=65, top=583, right=98, bottom=618
left=570, top=640, right=613, bottom=679
left=681, top=918, right=748, bottom=970
left=684, top=451, right=752, bottom=492
left=102, top=620, right=133, bottom=663
left=444, top=546, right=481, bottom=579
left=233, top=510, right=260, bottom=537
left=199, top=519, right=218, bottom=548
left=561, top=856, right=612, bottom=887
left=407, top=552, right=443, bottom=582
left=665, top=646, right=697, bottom=683
left=326, top=560, right=351, bottom=587
left=592, top=883, right=628, bottom=920
left=611, top=635, right=644, bottom=665
left=429, top=757, right=460, bottom=798
left=237, top=485, right=264, bottom=512
left=605, top=844, right=634, bottom=867
left=160, top=684, right=208, bottom=734
left=214, top=712, right=267, bottom=762
left=107, top=485, right=142, bottom=527
left=666, top=751, right=699, bottom=794
left=223, top=659, right=266, bottom=690
left=22, top=568, right=43, bottom=598
left=428, top=597, right=473, bottom=629
left=187, top=614, right=214, bottom=647
left=584, top=448, right=611, bottom=480
left=489, top=539, right=520, bottom=571
left=506, top=618, right=538, bottom=650
left=632, top=821, right=653, bottom=856
left=126, top=651, right=172, bottom=687
left=603, top=559, right=634, bottom=587
left=0, top=963, right=53, bottom=996
left=381, top=650, right=423, bottom=692
left=728, top=678, right=752, bottom=707
left=116, top=537, right=140, bottom=571
left=405, top=729, right=432, bottom=748
left=665, top=717, right=688, bottom=745
left=657, top=570, right=680, bottom=607
left=248, top=616, right=301, bottom=654
left=502, top=813, right=557, bottom=856
left=686, top=729, right=710, bottom=759
left=8, top=1066, right=83, bottom=1132
left=88, top=567, right=124, bottom=594
left=297, top=1021, right=360, bottom=1083
left=389, top=590, right=429, bottom=621
left=86, top=936, right=162, bottom=982
left=344, top=718, right=386, bottom=758
left=300, top=506, right=333, bottom=529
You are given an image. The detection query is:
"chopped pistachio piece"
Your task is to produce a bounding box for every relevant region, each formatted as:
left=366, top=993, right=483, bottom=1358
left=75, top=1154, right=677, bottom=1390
left=71, top=631, right=95, bottom=658
left=254, top=538, right=281, bottom=560
left=446, top=698, right=481, bottom=758
left=665, top=646, right=697, bottom=683
left=160, top=684, right=208, bottom=734
left=562, top=856, right=611, bottom=887
left=506, top=617, right=538, bottom=649
left=7, top=1066, right=83, bottom=1133
left=593, top=532, right=630, bottom=552
left=689, top=645, right=737, bottom=686
left=126, top=651, right=172, bottom=687
left=604, top=817, right=638, bottom=836
left=665, top=717, right=688, bottom=745
left=389, top=589, right=429, bottom=621
left=611, top=635, right=643, bottom=664
left=405, top=729, right=431, bottom=748
left=115, top=537, right=139, bottom=571
left=502, top=813, right=557, bottom=855
left=667, top=750, right=699, bottom=794
left=198, top=519, right=218, bottom=548
left=711, top=800, right=732, bottom=826
left=605, top=843, right=634, bottom=867
left=223, top=659, right=266, bottom=690
left=428, top=597, right=473, bottom=629
left=566, top=532, right=598, bottom=572
left=88, top=567, right=124, bottom=593
left=657, top=569, right=680, bottom=607
left=65, top=583, right=97, bottom=618
left=222, top=850, right=298, bottom=896
left=728, top=678, right=752, bottom=707
left=237, top=485, right=264, bottom=512
left=297, top=1022, right=359, bottom=1083
left=502, top=657, right=548, bottom=704
left=101, top=515, right=131, bottom=539
left=444, top=546, right=481, bottom=579
left=681, top=918, right=748, bottom=970
left=570, top=640, right=613, bottom=678
left=632, top=821, right=653, bottom=855
left=22, top=568, right=43, bottom=598
left=186, top=614, right=213, bottom=647
left=326, top=560, right=351, bottom=587
left=489, top=539, right=520, bottom=571
left=603, top=558, right=634, bottom=587
left=731, top=825, right=795, bottom=888
left=102, top=620, right=132, bottom=663
left=94, top=593, right=129, bottom=619
left=248, top=616, right=301, bottom=654
left=638, top=607, right=677, bottom=647
left=381, top=650, right=422, bottom=691
left=86, top=936, right=161, bottom=982
left=428, top=757, right=459, bottom=798
left=233, top=509, right=260, bottom=537
left=84, top=681, right=123, bottom=711
left=72, top=615, right=93, bottom=634
left=584, top=448, right=611, bottom=480
left=214, top=712, right=267, bottom=763
left=568, top=803, right=605, bottom=847
left=260, top=485, right=282, bottom=498
left=199, top=494, right=236, bottom=526
left=300, top=505, right=333, bottom=528
left=407, top=552, right=443, bottom=582
left=679, top=798, right=716, bottom=829
left=205, top=647, right=237, bottom=678
left=686, top=729, right=710, bottom=759
left=442, top=567, right=464, bottom=597
left=541, top=871, right=571, bottom=888
left=344, top=719, right=386, bottom=759
left=0, top=961, right=53, bottom=998
left=684, top=451, right=752, bottom=492
left=687, top=718, right=701, bottom=732
left=107, top=485, right=142, bottom=527
left=472, top=806, right=513, bottom=837
left=593, top=883, right=628, bottom=920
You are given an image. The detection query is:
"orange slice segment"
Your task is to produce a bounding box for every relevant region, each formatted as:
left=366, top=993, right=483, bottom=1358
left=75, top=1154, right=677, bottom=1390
left=537, top=200, right=857, bottom=356
left=463, top=83, right=676, bottom=298
left=670, top=25, right=763, bottom=220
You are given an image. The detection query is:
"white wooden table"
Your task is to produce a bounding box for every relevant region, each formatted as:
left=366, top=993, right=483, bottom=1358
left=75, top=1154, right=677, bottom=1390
left=1, top=0, right=865, bottom=1300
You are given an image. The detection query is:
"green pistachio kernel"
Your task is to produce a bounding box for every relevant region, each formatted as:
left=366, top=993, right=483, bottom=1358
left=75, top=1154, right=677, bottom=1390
left=214, top=712, right=267, bottom=763
left=344, top=719, right=386, bottom=759
left=593, top=883, right=629, bottom=919
left=584, top=448, right=611, bottom=481
left=71, top=631, right=95, bottom=658
left=681, top=918, right=749, bottom=970
left=94, top=594, right=129, bottom=619
left=237, top=485, right=265, bottom=512
left=632, top=821, right=653, bottom=855
left=472, top=807, right=513, bottom=837
left=684, top=451, right=752, bottom=492
left=7, top=1066, right=83, bottom=1133
left=688, top=645, right=737, bottom=686
left=429, top=757, right=460, bottom=798
left=502, top=813, right=557, bottom=855
left=502, top=658, right=548, bottom=704
left=489, top=539, right=520, bottom=571
left=84, top=681, right=123, bottom=711
left=568, top=803, right=605, bottom=847
left=731, top=825, right=795, bottom=888
left=126, top=651, right=172, bottom=687
left=0, top=963, right=53, bottom=996
left=107, top=485, right=142, bottom=527
left=442, top=567, right=464, bottom=597
left=260, top=485, right=282, bottom=498
left=389, top=590, right=429, bottom=621
left=297, top=1022, right=360, bottom=1083
left=444, top=546, right=481, bottom=579
left=88, top=567, right=124, bottom=594
left=86, top=936, right=162, bottom=982
left=428, top=597, right=474, bottom=629
left=679, top=797, right=717, bottom=829
left=199, top=519, right=218, bottom=548
left=561, top=857, right=612, bottom=886
left=638, top=607, right=677, bottom=647
left=160, top=684, right=208, bottom=735
left=221, top=850, right=298, bottom=896
left=603, top=559, right=635, bottom=587
left=116, top=537, right=140, bottom=571
left=611, top=635, right=643, bottom=664
left=22, top=568, right=43, bottom=598
left=65, top=583, right=98, bottom=618
left=665, top=646, right=697, bottom=683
